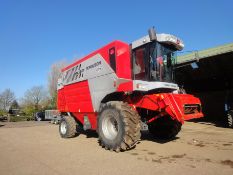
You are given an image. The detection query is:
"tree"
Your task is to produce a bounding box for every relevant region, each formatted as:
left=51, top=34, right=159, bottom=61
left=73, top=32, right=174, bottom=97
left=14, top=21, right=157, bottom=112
left=48, top=61, right=67, bottom=108
left=8, top=100, right=20, bottom=115
left=22, top=86, right=47, bottom=111
left=0, top=88, right=15, bottom=111
left=9, top=100, right=20, bottom=110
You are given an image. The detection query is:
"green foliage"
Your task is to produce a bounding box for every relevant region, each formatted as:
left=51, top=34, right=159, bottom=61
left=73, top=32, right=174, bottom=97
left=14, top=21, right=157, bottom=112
left=22, top=105, right=36, bottom=116
left=9, top=115, right=33, bottom=122
left=50, top=94, right=57, bottom=109
left=20, top=85, right=49, bottom=116
left=0, top=109, right=7, bottom=116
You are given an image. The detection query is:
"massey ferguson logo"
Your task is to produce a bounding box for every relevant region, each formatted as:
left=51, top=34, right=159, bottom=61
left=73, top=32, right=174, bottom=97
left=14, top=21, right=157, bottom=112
left=64, top=64, right=84, bottom=84
left=63, top=61, right=102, bottom=84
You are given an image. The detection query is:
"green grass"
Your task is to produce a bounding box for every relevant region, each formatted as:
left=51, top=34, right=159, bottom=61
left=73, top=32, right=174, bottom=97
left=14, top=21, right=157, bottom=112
left=9, top=115, right=34, bottom=122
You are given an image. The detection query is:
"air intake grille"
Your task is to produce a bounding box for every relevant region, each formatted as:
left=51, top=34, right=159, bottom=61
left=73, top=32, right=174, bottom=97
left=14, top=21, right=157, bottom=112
left=184, top=104, right=201, bottom=114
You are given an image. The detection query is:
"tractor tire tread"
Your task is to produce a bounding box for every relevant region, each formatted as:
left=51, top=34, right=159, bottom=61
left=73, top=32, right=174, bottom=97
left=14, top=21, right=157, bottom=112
left=60, top=116, right=77, bottom=138
left=98, top=101, right=141, bottom=152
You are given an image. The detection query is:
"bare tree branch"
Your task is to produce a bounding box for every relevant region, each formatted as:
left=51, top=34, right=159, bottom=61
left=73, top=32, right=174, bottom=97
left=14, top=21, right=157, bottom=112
left=48, top=60, right=67, bottom=107
left=22, top=86, right=47, bottom=110
left=0, top=89, right=15, bottom=111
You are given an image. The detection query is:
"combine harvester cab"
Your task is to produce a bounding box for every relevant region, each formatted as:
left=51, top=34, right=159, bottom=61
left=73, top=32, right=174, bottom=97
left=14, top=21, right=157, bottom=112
left=57, top=28, right=203, bottom=152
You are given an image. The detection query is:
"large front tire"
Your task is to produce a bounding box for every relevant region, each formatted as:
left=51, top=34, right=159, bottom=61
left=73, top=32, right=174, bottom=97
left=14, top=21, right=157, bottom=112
left=59, top=116, right=77, bottom=138
left=148, top=116, right=181, bottom=139
left=97, top=102, right=141, bottom=152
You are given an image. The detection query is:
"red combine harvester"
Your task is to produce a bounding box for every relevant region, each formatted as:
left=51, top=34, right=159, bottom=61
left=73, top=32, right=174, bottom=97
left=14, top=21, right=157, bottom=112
left=57, top=28, right=203, bottom=152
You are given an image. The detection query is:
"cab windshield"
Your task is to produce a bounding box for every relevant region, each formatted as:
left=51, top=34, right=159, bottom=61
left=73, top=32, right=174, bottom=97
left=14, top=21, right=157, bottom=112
left=132, top=42, right=176, bottom=82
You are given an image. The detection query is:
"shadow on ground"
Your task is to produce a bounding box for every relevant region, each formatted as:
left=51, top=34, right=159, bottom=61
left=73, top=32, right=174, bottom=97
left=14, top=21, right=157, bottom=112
left=77, top=129, right=179, bottom=144
left=140, top=131, right=179, bottom=144
left=188, top=118, right=231, bottom=129
left=78, top=130, right=98, bottom=138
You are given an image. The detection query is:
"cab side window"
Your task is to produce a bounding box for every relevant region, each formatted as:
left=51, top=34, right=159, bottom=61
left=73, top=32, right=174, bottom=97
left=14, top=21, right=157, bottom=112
left=133, top=48, right=146, bottom=80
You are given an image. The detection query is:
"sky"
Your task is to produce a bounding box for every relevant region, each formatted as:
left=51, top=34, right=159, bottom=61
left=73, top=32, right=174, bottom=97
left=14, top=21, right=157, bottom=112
left=0, top=0, right=233, bottom=99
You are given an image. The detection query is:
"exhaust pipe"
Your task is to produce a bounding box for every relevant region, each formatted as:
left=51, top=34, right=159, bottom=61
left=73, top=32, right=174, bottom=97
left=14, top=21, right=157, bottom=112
left=148, top=27, right=157, bottom=41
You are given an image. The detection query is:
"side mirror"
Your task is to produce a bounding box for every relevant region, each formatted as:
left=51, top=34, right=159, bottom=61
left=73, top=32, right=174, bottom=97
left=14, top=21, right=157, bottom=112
left=148, top=27, right=157, bottom=41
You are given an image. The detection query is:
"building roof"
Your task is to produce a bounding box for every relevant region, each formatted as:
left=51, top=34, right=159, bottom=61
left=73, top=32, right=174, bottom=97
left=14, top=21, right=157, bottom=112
left=177, top=43, right=233, bottom=64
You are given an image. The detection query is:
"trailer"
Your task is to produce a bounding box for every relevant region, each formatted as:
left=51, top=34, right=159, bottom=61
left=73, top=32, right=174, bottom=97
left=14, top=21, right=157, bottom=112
left=45, top=110, right=61, bottom=124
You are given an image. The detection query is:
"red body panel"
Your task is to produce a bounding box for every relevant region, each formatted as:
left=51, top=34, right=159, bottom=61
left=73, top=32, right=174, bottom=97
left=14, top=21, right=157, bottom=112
left=57, top=88, right=66, bottom=111
left=126, top=93, right=203, bottom=124
left=58, top=40, right=133, bottom=112
left=117, top=81, right=133, bottom=91
left=165, top=94, right=203, bottom=121
left=58, top=80, right=93, bottom=113
left=58, top=41, right=134, bottom=128
left=62, top=41, right=132, bottom=81
left=115, top=43, right=131, bottom=79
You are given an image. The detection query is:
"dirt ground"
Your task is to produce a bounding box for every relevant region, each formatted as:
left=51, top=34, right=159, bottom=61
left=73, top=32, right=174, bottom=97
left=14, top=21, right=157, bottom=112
left=0, top=121, right=233, bottom=175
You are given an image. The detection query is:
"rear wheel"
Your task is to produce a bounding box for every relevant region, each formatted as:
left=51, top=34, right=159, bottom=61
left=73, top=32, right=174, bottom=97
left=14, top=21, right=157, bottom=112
left=227, top=110, right=233, bottom=128
left=148, top=116, right=181, bottom=139
left=97, top=101, right=141, bottom=152
left=59, top=116, right=77, bottom=138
